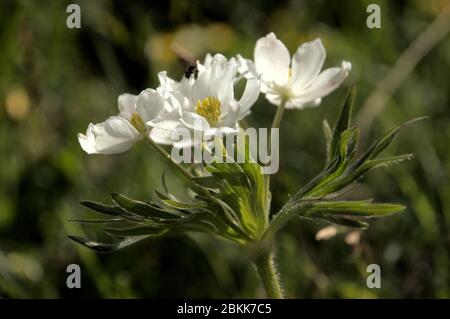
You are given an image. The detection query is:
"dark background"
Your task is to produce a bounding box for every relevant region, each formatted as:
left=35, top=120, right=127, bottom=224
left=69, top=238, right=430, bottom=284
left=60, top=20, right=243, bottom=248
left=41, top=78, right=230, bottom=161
left=0, top=0, right=449, bottom=298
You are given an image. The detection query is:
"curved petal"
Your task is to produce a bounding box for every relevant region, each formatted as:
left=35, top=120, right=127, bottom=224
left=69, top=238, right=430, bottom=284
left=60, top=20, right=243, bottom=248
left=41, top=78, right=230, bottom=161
left=118, top=93, right=138, bottom=120
left=237, top=77, right=260, bottom=119
left=286, top=97, right=322, bottom=110
left=192, top=59, right=214, bottom=102
left=158, top=79, right=192, bottom=112
left=192, top=54, right=236, bottom=103
left=294, top=61, right=352, bottom=102
left=87, top=116, right=141, bottom=154
left=291, top=38, right=326, bottom=90
left=78, top=123, right=97, bottom=154
left=180, top=111, right=210, bottom=132
left=136, top=89, right=164, bottom=123
left=264, top=93, right=283, bottom=107
left=150, top=120, right=183, bottom=145
left=162, top=92, right=183, bottom=117
left=197, top=53, right=213, bottom=71
left=146, top=94, right=182, bottom=129
left=218, top=99, right=239, bottom=127
left=236, top=54, right=258, bottom=79
left=254, top=33, right=290, bottom=85
left=157, top=71, right=177, bottom=91
left=216, top=57, right=237, bottom=102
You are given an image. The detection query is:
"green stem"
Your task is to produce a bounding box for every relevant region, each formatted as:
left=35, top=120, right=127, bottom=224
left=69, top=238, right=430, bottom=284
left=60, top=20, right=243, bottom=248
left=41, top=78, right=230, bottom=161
left=253, top=252, right=284, bottom=299
left=271, top=98, right=287, bottom=129
left=144, top=135, right=194, bottom=182
left=255, top=100, right=288, bottom=298
left=266, top=96, right=287, bottom=182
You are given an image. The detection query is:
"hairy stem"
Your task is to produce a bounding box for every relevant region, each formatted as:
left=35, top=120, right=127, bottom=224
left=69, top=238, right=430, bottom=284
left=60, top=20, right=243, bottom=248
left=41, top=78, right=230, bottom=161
left=266, top=98, right=287, bottom=198
left=253, top=252, right=284, bottom=299
left=255, top=99, right=288, bottom=299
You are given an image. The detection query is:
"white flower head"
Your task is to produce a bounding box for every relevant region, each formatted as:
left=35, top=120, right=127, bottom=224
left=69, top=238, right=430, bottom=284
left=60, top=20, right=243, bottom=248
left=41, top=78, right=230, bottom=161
left=237, top=32, right=351, bottom=109
left=78, top=54, right=260, bottom=154
left=78, top=89, right=177, bottom=154
left=148, top=54, right=260, bottom=147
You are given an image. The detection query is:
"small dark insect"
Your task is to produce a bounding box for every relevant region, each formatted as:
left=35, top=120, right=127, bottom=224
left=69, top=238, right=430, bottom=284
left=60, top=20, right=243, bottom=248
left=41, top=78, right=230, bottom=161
left=184, top=61, right=198, bottom=79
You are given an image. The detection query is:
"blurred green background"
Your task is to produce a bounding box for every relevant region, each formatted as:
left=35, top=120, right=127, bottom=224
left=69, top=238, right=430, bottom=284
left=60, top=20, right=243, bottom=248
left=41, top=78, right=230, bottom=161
left=0, top=0, right=449, bottom=298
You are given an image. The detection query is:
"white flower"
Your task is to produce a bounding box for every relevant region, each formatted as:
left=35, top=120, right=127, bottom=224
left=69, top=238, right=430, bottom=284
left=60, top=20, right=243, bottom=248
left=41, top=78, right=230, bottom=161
left=78, top=89, right=178, bottom=154
left=237, top=33, right=351, bottom=109
left=148, top=54, right=260, bottom=147
left=78, top=54, right=260, bottom=153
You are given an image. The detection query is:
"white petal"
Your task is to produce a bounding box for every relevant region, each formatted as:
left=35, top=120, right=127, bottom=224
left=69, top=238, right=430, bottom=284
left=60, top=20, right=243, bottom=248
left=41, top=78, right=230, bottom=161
left=264, top=92, right=283, bottom=106
left=198, top=53, right=213, bottom=71
left=291, top=38, right=326, bottom=90
left=294, top=61, right=352, bottom=102
left=89, top=116, right=141, bottom=154
left=118, top=93, right=138, bottom=120
left=157, top=71, right=177, bottom=90
left=237, top=77, right=260, bottom=119
left=180, top=112, right=210, bottom=132
left=236, top=54, right=258, bottom=79
left=216, top=58, right=237, bottom=102
left=146, top=94, right=182, bottom=127
left=209, top=53, right=227, bottom=66
left=136, top=89, right=164, bottom=123
left=139, top=89, right=183, bottom=128
left=218, top=99, right=239, bottom=127
left=78, top=123, right=97, bottom=154
left=192, top=60, right=213, bottom=102
left=192, top=54, right=236, bottom=103
left=254, top=33, right=290, bottom=85
left=161, top=92, right=183, bottom=118
left=286, top=97, right=322, bottom=109
left=150, top=120, right=183, bottom=145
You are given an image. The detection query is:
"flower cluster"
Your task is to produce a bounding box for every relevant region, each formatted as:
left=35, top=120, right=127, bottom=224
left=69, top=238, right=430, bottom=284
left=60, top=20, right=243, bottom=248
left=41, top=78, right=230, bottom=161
left=78, top=33, right=350, bottom=152
left=74, top=32, right=419, bottom=299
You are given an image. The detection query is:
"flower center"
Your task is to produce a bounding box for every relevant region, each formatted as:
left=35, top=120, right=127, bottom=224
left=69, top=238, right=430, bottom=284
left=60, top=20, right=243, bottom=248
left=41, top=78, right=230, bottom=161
left=195, top=96, right=221, bottom=126
left=130, top=112, right=146, bottom=133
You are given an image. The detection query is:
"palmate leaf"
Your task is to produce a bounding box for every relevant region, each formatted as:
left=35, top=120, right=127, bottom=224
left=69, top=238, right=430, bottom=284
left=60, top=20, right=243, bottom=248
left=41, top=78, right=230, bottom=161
left=327, top=85, right=356, bottom=166
left=154, top=190, right=207, bottom=210
left=315, top=154, right=414, bottom=197
left=192, top=176, right=225, bottom=192
left=111, top=193, right=182, bottom=220
left=71, top=145, right=268, bottom=249
left=71, top=134, right=272, bottom=251
left=202, top=134, right=271, bottom=239
left=265, top=87, right=424, bottom=238
left=71, top=191, right=240, bottom=251
left=308, top=200, right=406, bottom=218
left=302, top=200, right=405, bottom=230
left=80, top=200, right=131, bottom=218
left=349, top=117, right=427, bottom=170
left=68, top=235, right=151, bottom=253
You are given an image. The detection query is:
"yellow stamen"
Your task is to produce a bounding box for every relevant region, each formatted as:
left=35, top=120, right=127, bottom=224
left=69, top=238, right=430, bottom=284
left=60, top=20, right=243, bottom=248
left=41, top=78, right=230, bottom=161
left=195, top=96, right=221, bottom=126
left=130, top=112, right=145, bottom=133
